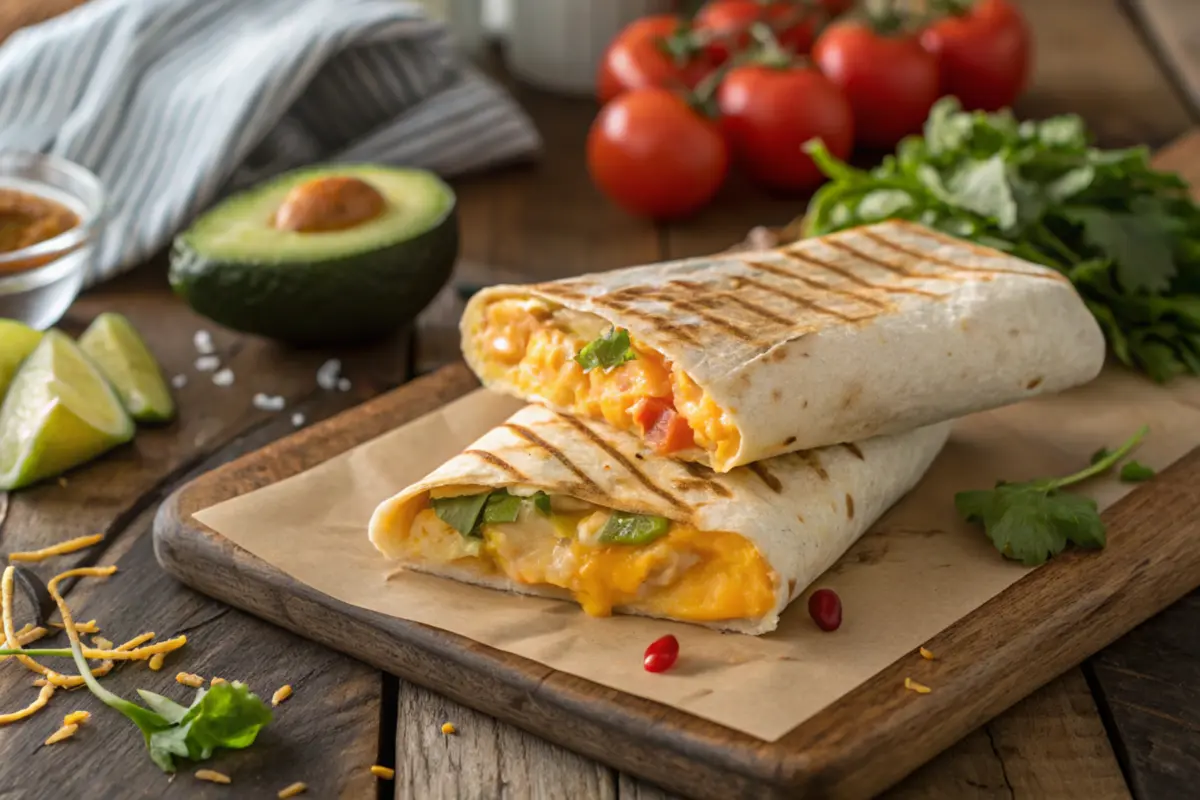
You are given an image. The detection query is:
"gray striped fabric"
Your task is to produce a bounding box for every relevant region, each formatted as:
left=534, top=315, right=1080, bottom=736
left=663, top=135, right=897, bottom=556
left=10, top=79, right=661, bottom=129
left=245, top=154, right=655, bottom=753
left=0, top=0, right=541, bottom=285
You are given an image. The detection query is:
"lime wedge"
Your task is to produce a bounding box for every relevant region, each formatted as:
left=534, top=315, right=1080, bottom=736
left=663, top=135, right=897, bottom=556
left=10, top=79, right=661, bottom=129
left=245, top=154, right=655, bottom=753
left=0, top=319, right=43, bottom=400
left=0, top=330, right=135, bottom=491
left=78, top=312, right=175, bottom=423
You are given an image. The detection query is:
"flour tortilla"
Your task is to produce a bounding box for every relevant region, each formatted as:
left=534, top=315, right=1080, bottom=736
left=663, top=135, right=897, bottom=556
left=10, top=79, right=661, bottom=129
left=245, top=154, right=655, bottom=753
left=461, top=220, right=1105, bottom=472
left=369, top=404, right=951, bottom=635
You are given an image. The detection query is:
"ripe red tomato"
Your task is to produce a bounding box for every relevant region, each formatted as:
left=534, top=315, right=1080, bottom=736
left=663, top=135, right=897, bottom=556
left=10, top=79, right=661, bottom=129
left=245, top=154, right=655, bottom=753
left=596, top=15, right=716, bottom=104
left=920, top=0, right=1032, bottom=112
left=813, top=22, right=941, bottom=150
left=643, top=634, right=680, bottom=672
left=694, top=1, right=818, bottom=62
left=587, top=88, right=728, bottom=220
left=808, top=588, right=842, bottom=631
left=717, top=64, right=853, bottom=192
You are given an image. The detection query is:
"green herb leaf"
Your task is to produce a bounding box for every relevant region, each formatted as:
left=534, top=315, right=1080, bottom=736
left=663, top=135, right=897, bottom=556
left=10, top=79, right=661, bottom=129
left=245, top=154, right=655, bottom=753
left=482, top=490, right=523, bottom=524
left=955, top=426, right=1148, bottom=565
left=1089, top=447, right=1111, bottom=465
left=431, top=493, right=490, bottom=537
left=575, top=328, right=636, bottom=373
left=597, top=512, right=671, bottom=545
left=1119, top=460, right=1156, bottom=482
left=946, top=156, right=1018, bottom=230
left=532, top=491, right=552, bottom=516
left=1065, top=203, right=1177, bottom=293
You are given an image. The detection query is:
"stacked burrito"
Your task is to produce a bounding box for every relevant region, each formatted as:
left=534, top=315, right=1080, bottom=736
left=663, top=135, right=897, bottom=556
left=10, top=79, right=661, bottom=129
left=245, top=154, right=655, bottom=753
left=369, top=220, right=1105, bottom=634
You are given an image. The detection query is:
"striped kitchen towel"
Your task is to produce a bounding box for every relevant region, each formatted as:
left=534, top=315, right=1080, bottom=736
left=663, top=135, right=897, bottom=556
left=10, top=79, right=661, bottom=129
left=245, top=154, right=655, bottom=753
left=0, top=0, right=541, bottom=285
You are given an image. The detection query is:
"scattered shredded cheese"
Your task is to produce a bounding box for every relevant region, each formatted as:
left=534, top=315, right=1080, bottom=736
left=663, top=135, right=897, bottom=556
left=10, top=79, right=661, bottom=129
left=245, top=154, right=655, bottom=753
left=212, top=368, right=235, bottom=387
left=195, top=769, right=232, bottom=785
left=253, top=393, right=286, bottom=411
left=176, top=672, right=205, bottom=688
left=271, top=685, right=292, bottom=706
left=440, top=722, right=456, bottom=735
left=149, top=653, right=165, bottom=671
left=904, top=677, right=932, bottom=694
left=919, top=647, right=935, bottom=661
left=63, top=710, right=90, bottom=726
left=7, top=533, right=105, bottom=563
left=92, top=636, right=114, bottom=650
left=171, top=374, right=188, bottom=389
left=291, top=413, right=306, bottom=427
left=370, top=766, right=395, bottom=780
left=49, top=619, right=98, bottom=634
left=278, top=782, right=308, bottom=798
left=0, top=684, right=55, bottom=725
left=337, top=377, right=351, bottom=392
left=211, top=677, right=226, bottom=685
left=316, top=359, right=342, bottom=390
left=44, top=723, right=78, bottom=745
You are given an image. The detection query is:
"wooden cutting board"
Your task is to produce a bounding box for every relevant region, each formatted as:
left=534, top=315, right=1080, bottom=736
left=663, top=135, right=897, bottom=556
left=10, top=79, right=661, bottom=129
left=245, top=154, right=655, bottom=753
left=154, top=360, right=1200, bottom=800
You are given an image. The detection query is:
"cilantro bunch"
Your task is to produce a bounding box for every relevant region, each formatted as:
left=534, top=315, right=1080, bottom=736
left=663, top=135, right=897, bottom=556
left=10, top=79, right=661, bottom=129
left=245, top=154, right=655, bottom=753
left=802, top=97, right=1200, bottom=381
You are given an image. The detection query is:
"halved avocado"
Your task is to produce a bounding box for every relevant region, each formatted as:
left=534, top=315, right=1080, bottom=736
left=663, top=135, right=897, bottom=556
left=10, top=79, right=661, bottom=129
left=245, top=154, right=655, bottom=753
left=169, top=165, right=458, bottom=345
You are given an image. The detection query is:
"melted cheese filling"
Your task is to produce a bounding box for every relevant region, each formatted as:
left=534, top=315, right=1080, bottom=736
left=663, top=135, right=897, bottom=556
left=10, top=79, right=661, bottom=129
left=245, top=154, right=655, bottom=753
left=403, top=499, right=776, bottom=622
left=471, top=297, right=741, bottom=465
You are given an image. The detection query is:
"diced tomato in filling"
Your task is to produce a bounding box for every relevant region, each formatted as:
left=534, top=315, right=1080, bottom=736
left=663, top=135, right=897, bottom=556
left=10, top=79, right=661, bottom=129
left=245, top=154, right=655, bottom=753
left=631, top=397, right=696, bottom=454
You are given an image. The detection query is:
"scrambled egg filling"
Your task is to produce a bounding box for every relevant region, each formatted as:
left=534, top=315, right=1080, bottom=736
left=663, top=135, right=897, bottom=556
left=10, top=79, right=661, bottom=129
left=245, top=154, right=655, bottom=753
left=404, top=497, right=776, bottom=621
left=472, top=297, right=741, bottom=464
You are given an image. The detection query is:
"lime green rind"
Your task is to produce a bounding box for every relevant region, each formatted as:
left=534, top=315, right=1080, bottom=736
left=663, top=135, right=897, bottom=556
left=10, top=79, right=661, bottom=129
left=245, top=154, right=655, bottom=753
left=79, top=312, right=176, bottom=423
left=0, top=330, right=135, bottom=491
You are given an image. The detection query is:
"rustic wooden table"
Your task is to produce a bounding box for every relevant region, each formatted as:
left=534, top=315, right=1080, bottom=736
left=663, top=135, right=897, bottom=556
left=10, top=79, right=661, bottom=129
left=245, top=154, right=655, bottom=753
left=1, top=1, right=1199, bottom=797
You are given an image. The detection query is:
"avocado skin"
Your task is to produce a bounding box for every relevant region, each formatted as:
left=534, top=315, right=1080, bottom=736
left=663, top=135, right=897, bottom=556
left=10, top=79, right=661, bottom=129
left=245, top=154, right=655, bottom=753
left=168, top=205, right=458, bottom=346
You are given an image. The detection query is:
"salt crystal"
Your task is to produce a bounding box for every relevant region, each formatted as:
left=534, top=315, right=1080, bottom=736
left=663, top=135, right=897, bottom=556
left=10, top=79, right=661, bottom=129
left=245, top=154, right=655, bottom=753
left=252, top=393, right=285, bottom=411
left=171, top=374, right=188, bottom=389
left=212, top=368, right=234, bottom=387
left=291, top=413, right=306, bottom=427
left=193, top=330, right=214, bottom=355
left=195, top=355, right=220, bottom=372
left=337, top=377, right=351, bottom=392
left=316, top=359, right=341, bottom=390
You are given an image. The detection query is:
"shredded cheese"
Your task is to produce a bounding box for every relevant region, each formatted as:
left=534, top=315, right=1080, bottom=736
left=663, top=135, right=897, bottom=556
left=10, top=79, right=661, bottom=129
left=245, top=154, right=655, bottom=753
left=904, top=677, right=932, bottom=694
left=440, top=722, right=456, bottom=735
left=92, top=636, right=114, bottom=650
left=7, top=533, right=104, bottom=563
left=211, top=677, right=227, bottom=685
left=63, top=710, right=90, bottom=726
left=148, top=653, right=165, bottom=671
left=49, top=619, right=99, bottom=633
left=271, top=685, right=292, bottom=706
left=0, top=684, right=55, bottom=725
left=44, top=723, right=78, bottom=745
left=176, top=672, right=205, bottom=688
left=277, top=782, right=308, bottom=798
left=370, top=766, right=395, bottom=780
left=195, top=769, right=232, bottom=784
left=919, top=647, right=935, bottom=661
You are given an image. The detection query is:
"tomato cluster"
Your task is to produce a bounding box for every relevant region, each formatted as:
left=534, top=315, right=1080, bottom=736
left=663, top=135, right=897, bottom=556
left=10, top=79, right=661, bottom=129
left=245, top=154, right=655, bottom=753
left=587, top=0, right=1031, bottom=220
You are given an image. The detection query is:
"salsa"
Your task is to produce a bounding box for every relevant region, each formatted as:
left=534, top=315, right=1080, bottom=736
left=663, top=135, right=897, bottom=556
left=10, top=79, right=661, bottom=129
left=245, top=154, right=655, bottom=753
left=0, top=188, right=79, bottom=273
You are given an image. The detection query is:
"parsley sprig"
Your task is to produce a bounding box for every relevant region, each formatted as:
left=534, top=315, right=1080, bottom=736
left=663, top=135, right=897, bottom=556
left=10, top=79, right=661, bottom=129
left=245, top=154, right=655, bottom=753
left=955, top=425, right=1148, bottom=566
left=802, top=97, right=1200, bottom=382
left=575, top=328, right=636, bottom=373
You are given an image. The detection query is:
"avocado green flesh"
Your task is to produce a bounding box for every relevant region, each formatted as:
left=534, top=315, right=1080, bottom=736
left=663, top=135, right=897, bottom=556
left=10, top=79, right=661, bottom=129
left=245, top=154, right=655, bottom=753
left=169, top=165, right=458, bottom=346
left=180, top=165, right=453, bottom=262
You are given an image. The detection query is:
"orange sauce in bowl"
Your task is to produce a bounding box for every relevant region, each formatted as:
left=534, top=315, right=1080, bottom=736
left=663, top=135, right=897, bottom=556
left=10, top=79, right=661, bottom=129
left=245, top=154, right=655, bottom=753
left=0, top=188, right=80, bottom=274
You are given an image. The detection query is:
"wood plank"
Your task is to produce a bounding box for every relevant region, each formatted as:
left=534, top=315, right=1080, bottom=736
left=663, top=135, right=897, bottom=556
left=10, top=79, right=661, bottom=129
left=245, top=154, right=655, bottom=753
left=1012, top=0, right=1192, bottom=147
left=1127, top=0, right=1200, bottom=118
left=154, top=357, right=1200, bottom=799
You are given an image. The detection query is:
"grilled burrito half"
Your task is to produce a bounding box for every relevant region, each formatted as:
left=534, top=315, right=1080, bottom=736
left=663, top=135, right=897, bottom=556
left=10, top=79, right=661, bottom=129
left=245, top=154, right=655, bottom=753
left=368, top=403, right=950, bottom=635
left=462, top=220, right=1104, bottom=472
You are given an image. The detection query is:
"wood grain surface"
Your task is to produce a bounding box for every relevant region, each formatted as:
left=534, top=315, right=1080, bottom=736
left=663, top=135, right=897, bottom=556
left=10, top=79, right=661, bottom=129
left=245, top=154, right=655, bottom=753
left=1127, top=0, right=1200, bottom=117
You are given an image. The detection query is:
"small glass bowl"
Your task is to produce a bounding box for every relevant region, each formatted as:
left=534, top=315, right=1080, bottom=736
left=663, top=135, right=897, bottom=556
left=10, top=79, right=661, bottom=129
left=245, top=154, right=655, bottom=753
left=0, top=152, right=106, bottom=330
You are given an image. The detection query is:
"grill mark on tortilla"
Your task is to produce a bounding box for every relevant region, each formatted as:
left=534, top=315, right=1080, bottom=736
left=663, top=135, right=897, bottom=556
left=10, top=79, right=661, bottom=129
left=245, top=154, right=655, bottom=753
left=737, top=271, right=862, bottom=323
left=748, top=463, right=783, bottom=493
left=860, top=227, right=1067, bottom=283
left=775, top=250, right=942, bottom=299
left=502, top=423, right=603, bottom=496
left=590, top=295, right=701, bottom=346
left=842, top=442, right=865, bottom=460
left=463, top=450, right=529, bottom=482
left=846, top=493, right=855, bottom=519
left=677, top=461, right=733, bottom=498
left=553, top=413, right=689, bottom=511
left=800, top=452, right=829, bottom=481
left=668, top=280, right=795, bottom=325
left=638, top=291, right=756, bottom=341
left=673, top=477, right=732, bottom=498
left=824, top=238, right=964, bottom=284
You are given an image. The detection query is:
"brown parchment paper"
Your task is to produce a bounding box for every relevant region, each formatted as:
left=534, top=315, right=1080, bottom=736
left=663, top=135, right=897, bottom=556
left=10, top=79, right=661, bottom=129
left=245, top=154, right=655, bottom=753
left=193, top=367, right=1200, bottom=742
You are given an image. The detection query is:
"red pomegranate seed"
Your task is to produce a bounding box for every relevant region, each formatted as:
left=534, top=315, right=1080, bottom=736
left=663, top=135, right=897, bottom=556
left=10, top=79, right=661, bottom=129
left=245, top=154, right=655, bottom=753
left=643, top=634, right=680, bottom=673
left=808, top=588, right=842, bottom=631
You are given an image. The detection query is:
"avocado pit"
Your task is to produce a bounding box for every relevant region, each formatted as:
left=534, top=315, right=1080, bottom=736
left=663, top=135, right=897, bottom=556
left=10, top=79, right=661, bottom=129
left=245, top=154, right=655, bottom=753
left=273, top=175, right=386, bottom=233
